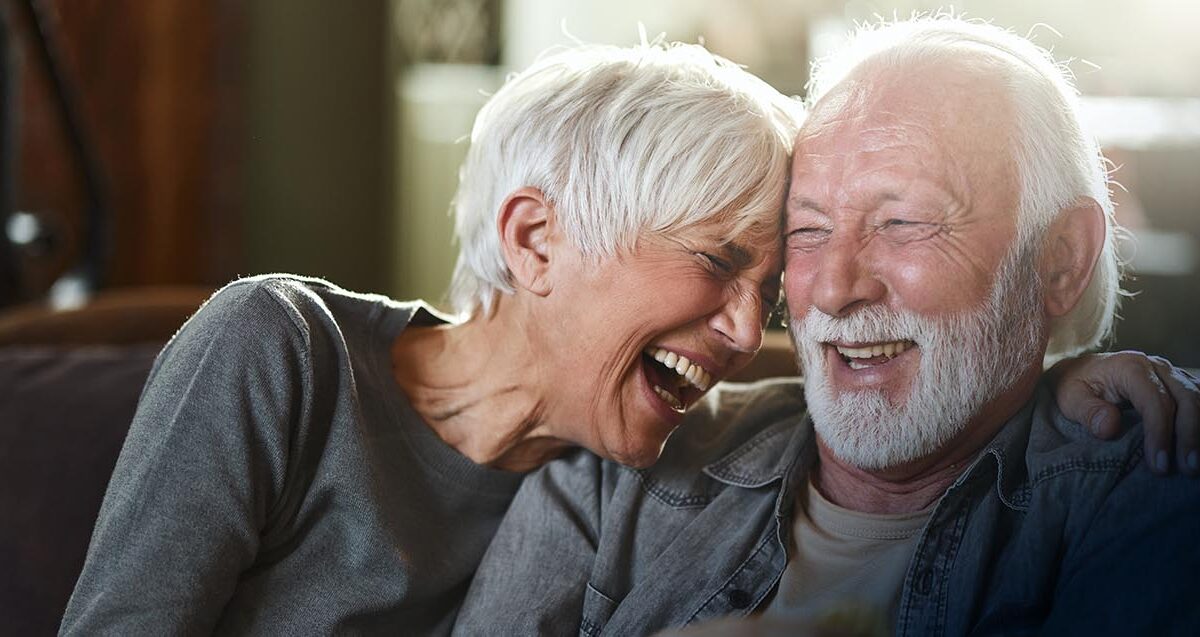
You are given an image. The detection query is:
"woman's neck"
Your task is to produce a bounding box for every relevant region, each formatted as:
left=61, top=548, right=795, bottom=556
left=390, top=306, right=571, bottom=472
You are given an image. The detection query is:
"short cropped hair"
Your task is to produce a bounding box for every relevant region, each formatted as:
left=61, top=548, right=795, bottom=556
left=806, top=16, right=1121, bottom=360
left=448, top=41, right=803, bottom=317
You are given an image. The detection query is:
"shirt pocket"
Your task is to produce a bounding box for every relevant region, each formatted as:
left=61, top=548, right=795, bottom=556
left=580, top=581, right=618, bottom=636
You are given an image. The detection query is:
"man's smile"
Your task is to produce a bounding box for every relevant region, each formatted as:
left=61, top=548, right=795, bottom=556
left=831, top=340, right=916, bottom=370
left=820, top=339, right=922, bottom=395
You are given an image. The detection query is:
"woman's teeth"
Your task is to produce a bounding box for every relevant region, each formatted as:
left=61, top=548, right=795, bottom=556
left=644, top=347, right=712, bottom=391
left=652, top=385, right=685, bottom=411
left=835, top=340, right=914, bottom=370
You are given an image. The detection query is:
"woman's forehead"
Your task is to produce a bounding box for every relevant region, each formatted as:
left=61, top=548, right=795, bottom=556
left=665, top=212, right=780, bottom=245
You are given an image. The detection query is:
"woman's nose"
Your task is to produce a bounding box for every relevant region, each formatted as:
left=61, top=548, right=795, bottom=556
left=710, top=289, right=765, bottom=353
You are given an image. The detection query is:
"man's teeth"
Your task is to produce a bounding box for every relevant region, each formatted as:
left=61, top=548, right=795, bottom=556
left=652, top=385, right=685, bottom=412
left=835, top=341, right=913, bottom=370
left=644, top=347, right=712, bottom=391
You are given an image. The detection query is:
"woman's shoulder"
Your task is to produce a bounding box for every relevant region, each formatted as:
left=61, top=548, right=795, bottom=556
left=154, top=276, right=374, bottom=383
left=201, top=274, right=353, bottom=323
left=194, top=273, right=315, bottom=319
left=193, top=273, right=422, bottom=342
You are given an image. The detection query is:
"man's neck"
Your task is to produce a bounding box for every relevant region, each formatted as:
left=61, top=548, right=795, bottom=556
left=812, top=439, right=980, bottom=514
left=813, top=369, right=1042, bottom=514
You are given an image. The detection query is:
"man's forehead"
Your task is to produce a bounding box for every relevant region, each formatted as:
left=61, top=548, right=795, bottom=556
left=790, top=114, right=948, bottom=192
left=801, top=59, right=1012, bottom=142
left=795, top=89, right=950, bottom=171
left=791, top=66, right=1016, bottom=199
left=795, top=118, right=934, bottom=158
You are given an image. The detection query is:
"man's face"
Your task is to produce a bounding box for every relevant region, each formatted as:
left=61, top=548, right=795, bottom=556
left=783, top=67, right=1047, bottom=469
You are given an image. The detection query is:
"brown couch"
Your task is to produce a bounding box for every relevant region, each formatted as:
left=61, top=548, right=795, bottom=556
left=0, top=287, right=210, bottom=635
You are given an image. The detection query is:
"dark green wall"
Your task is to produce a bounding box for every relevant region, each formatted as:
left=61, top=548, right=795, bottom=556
left=242, top=0, right=388, bottom=292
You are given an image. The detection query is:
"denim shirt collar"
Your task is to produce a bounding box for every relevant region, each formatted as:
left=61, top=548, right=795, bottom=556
left=698, top=383, right=1052, bottom=514
left=702, top=411, right=814, bottom=491
left=945, top=384, right=1051, bottom=511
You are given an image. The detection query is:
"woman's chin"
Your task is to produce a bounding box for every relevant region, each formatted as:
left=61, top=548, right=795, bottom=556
left=601, top=433, right=671, bottom=468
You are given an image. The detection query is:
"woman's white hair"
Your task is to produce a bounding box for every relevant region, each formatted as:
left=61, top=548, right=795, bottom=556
left=806, top=15, right=1122, bottom=360
left=449, top=41, right=803, bottom=317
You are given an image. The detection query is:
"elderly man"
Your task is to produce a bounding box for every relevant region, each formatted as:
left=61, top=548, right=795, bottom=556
left=453, top=17, right=1200, bottom=637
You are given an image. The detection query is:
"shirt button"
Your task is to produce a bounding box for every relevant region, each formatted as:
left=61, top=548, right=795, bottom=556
left=728, top=589, right=752, bottom=609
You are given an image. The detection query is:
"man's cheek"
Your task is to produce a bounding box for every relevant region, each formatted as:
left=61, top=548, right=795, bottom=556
left=782, top=268, right=814, bottom=317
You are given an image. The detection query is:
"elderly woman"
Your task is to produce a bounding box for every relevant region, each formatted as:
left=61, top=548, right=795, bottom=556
left=61, top=41, right=1193, bottom=635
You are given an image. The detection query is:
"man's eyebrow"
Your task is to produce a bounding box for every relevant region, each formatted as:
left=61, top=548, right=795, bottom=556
left=788, top=192, right=907, bottom=212
left=787, top=196, right=826, bottom=214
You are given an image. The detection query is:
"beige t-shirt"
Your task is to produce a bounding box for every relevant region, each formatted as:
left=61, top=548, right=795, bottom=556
left=761, top=480, right=934, bottom=634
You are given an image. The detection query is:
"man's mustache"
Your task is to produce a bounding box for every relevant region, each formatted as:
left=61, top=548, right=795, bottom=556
left=789, top=305, right=937, bottom=349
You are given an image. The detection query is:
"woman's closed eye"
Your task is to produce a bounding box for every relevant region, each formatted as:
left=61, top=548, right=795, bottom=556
left=698, top=252, right=735, bottom=276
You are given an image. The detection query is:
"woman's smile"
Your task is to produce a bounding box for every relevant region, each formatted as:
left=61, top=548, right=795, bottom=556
left=642, top=346, right=715, bottom=412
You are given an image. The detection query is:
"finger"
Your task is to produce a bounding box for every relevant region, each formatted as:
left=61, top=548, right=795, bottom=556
left=1089, top=401, right=1124, bottom=440
left=1134, top=363, right=1176, bottom=474
left=1093, top=354, right=1177, bottom=473
left=1048, top=351, right=1178, bottom=472
left=1055, top=378, right=1125, bottom=439
left=1156, top=362, right=1200, bottom=475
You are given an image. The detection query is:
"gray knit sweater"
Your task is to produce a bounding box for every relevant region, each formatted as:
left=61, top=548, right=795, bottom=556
left=61, top=275, right=525, bottom=635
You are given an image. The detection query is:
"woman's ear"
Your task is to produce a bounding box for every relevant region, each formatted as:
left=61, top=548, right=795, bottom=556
left=497, top=187, right=557, bottom=296
left=1039, top=198, right=1107, bottom=318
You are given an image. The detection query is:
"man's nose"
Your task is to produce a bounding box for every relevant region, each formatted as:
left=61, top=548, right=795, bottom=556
left=810, top=233, right=885, bottom=317
left=709, top=289, right=765, bottom=354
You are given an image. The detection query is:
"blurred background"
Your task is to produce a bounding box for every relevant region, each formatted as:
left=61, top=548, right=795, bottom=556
left=1, top=0, right=1197, bottom=365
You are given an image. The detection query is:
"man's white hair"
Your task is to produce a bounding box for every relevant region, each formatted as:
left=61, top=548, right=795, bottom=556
left=449, top=41, right=803, bottom=317
left=806, top=15, right=1122, bottom=361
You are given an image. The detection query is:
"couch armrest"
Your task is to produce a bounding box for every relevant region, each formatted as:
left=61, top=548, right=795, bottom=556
left=0, top=286, right=211, bottom=347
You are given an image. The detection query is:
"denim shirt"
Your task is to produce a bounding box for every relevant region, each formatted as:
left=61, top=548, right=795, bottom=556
left=454, top=379, right=1200, bottom=636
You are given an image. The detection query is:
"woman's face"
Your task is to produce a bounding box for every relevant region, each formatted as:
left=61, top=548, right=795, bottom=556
left=542, top=219, right=782, bottom=468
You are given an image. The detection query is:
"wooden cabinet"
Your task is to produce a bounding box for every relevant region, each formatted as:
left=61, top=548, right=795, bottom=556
left=1, top=0, right=243, bottom=306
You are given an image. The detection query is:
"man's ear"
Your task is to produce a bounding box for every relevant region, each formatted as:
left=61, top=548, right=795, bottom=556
left=497, top=187, right=557, bottom=296
left=1039, top=198, right=1106, bottom=318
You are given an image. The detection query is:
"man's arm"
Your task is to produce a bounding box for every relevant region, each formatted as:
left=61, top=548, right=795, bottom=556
left=453, top=448, right=611, bottom=636
left=1042, top=454, right=1200, bottom=635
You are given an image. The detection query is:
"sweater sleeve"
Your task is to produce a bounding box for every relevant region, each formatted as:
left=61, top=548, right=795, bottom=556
left=60, top=280, right=310, bottom=636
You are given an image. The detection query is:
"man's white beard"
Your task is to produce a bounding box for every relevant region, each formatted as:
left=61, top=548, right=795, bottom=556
left=790, top=245, right=1046, bottom=470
